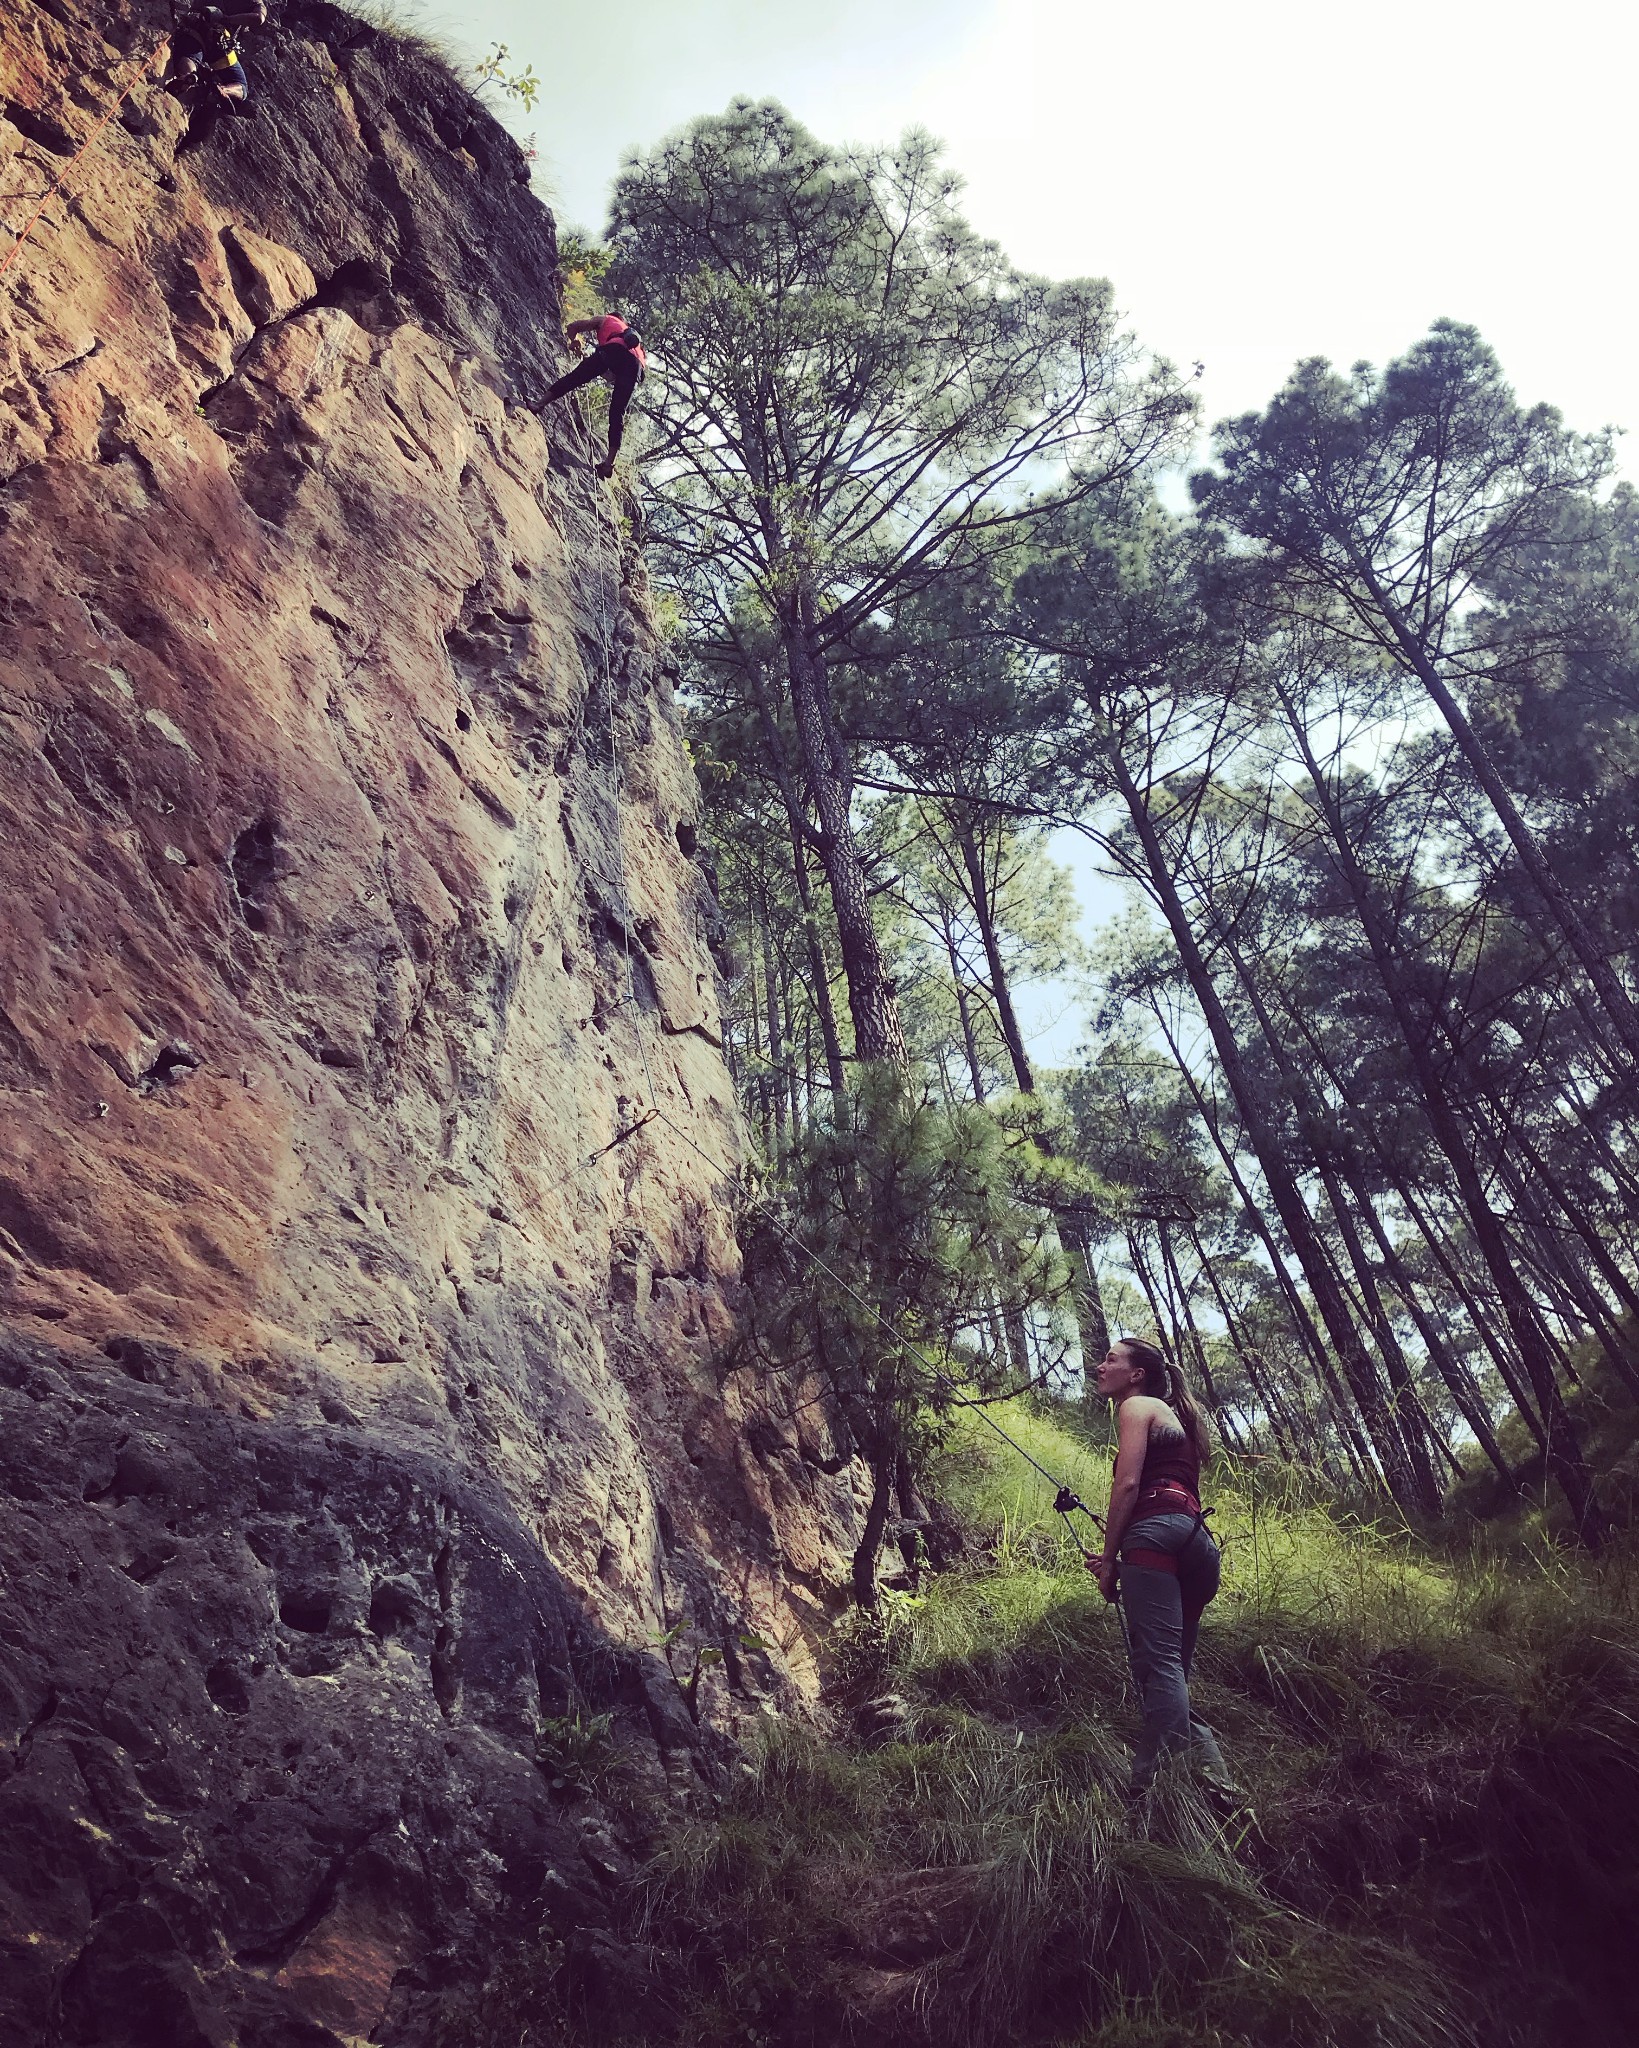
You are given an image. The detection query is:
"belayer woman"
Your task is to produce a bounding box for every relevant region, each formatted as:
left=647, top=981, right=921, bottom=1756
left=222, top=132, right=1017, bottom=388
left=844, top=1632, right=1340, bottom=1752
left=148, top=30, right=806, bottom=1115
left=542, top=314, right=647, bottom=477
left=1086, top=1338, right=1234, bottom=1797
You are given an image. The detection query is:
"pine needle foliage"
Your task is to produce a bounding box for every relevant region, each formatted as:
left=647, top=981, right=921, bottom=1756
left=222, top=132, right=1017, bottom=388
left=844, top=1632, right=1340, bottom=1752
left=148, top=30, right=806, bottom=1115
left=735, top=1068, right=1076, bottom=1602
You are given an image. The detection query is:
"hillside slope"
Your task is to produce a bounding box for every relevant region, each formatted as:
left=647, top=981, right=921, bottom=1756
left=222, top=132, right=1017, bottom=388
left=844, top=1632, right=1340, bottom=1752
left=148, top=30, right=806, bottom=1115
left=455, top=1411, right=1639, bottom=2048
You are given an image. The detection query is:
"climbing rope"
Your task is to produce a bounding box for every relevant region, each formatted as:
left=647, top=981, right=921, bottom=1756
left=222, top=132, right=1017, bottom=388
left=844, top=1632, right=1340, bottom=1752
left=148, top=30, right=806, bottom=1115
left=554, top=483, right=1111, bottom=1561
left=0, top=43, right=167, bottom=291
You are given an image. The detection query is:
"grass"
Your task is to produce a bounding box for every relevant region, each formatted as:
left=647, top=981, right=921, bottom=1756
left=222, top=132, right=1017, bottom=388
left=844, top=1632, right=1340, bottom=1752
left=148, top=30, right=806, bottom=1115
left=330, top=0, right=467, bottom=67
left=436, top=1404, right=1639, bottom=2048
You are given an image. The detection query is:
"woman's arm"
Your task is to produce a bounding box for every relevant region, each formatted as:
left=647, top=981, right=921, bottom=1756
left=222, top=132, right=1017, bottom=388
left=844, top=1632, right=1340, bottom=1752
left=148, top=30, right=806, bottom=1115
left=564, top=318, right=602, bottom=339
left=1090, top=1400, right=1150, bottom=1599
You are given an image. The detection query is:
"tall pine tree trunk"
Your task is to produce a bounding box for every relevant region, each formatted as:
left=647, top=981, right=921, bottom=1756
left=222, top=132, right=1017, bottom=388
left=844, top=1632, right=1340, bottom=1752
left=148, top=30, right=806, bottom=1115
left=1213, top=929, right=1442, bottom=1512
left=1346, top=1173, right=1516, bottom=1487
left=1155, top=1002, right=1383, bottom=1482
left=1275, top=991, right=1551, bottom=1455
left=1356, top=560, right=1639, bottom=1072
left=739, top=643, right=849, bottom=1101
left=954, top=814, right=1036, bottom=1091
left=1104, top=736, right=1418, bottom=1500
left=1274, top=681, right=1603, bottom=1545
left=784, top=597, right=907, bottom=1068
left=951, top=804, right=1114, bottom=1376
left=1157, top=1221, right=1247, bottom=1451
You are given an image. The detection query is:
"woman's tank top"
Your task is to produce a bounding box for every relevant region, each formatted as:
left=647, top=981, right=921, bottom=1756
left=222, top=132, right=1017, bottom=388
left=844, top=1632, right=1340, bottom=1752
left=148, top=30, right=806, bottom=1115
left=1137, top=1416, right=1201, bottom=1511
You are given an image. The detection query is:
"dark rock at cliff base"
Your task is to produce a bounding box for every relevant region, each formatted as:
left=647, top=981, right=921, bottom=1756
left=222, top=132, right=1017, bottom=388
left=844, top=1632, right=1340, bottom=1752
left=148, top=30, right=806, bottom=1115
left=0, top=1328, right=702, bottom=2045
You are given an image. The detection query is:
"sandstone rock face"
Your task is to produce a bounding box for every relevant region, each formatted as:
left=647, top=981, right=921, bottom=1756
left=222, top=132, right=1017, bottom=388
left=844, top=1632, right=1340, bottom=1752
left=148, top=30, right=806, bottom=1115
left=0, top=5, right=865, bottom=2040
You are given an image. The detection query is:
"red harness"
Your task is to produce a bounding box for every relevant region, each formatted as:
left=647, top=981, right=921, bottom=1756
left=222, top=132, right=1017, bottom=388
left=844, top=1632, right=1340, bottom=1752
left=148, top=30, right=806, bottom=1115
left=1122, top=1484, right=1206, bottom=1574
left=1136, top=1482, right=1201, bottom=1515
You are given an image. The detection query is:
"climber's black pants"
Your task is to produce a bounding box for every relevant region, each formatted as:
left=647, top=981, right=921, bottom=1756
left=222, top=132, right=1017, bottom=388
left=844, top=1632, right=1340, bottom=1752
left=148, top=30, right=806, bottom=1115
left=544, top=343, right=642, bottom=460
left=172, top=63, right=252, bottom=150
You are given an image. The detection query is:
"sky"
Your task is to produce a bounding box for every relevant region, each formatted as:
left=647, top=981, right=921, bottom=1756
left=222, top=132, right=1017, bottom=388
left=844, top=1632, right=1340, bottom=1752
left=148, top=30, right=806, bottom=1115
left=422, top=0, right=1635, bottom=1064
left=446, top=0, right=1637, bottom=453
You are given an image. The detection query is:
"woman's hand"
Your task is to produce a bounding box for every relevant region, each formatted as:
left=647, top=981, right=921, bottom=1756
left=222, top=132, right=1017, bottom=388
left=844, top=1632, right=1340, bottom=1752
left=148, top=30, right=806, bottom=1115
left=1084, top=1552, right=1119, bottom=1602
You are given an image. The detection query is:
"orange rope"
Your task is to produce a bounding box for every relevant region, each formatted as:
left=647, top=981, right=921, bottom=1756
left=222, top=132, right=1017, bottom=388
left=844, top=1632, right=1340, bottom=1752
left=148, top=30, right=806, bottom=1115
left=0, top=43, right=165, bottom=289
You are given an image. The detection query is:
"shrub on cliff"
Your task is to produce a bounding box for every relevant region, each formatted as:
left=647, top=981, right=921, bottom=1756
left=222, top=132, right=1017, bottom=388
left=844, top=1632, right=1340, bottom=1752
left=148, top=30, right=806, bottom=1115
left=736, top=1068, right=1076, bottom=1606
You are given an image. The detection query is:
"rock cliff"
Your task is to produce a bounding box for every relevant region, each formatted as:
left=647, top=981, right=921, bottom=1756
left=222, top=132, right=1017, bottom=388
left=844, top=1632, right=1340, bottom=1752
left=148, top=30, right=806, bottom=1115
left=0, top=5, right=863, bottom=2040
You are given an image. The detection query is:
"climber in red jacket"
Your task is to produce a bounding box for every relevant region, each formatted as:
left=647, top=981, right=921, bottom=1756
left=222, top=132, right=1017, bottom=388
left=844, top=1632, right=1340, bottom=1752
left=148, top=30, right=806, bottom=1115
left=542, top=314, right=647, bottom=478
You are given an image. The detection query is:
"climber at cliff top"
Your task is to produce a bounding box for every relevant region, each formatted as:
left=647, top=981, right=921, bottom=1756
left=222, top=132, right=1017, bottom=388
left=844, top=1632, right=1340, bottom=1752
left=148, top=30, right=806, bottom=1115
left=542, top=315, right=647, bottom=478
left=166, top=2, right=266, bottom=142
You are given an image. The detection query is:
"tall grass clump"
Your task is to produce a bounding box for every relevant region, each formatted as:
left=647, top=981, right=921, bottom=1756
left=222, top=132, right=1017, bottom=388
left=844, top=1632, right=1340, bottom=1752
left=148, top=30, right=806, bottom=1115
left=438, top=1403, right=1639, bottom=2048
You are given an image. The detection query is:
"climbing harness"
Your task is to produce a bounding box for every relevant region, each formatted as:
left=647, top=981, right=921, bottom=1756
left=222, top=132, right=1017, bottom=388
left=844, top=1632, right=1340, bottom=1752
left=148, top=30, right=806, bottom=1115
left=0, top=44, right=166, bottom=290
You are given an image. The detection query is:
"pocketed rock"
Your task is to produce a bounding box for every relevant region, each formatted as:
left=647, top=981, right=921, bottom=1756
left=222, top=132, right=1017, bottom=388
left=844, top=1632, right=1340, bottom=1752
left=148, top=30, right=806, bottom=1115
left=0, top=4, right=866, bottom=2040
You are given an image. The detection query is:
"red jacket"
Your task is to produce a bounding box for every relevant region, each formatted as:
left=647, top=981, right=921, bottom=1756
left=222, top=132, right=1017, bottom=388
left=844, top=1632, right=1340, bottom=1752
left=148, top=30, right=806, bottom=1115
left=596, top=314, right=647, bottom=369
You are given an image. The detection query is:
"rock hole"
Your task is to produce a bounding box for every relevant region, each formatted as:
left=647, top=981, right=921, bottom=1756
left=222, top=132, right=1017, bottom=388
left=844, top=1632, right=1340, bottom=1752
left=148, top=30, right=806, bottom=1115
left=430, top=1540, right=460, bottom=1719
left=279, top=1592, right=332, bottom=1634
left=368, top=1578, right=419, bottom=1640
left=138, top=1040, right=199, bottom=1091
left=455, top=708, right=472, bottom=732
left=103, top=1335, right=157, bottom=1381
left=311, top=256, right=392, bottom=324
left=675, top=818, right=698, bottom=857
left=205, top=1662, right=252, bottom=1714
left=230, top=817, right=277, bottom=931
left=316, top=1046, right=359, bottom=1070
left=3, top=96, right=75, bottom=156
left=429, top=107, right=470, bottom=154
left=431, top=1629, right=460, bottom=1717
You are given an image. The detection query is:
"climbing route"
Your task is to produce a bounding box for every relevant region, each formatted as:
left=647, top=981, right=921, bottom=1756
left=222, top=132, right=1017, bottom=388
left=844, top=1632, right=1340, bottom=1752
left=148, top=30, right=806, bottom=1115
left=0, top=42, right=165, bottom=288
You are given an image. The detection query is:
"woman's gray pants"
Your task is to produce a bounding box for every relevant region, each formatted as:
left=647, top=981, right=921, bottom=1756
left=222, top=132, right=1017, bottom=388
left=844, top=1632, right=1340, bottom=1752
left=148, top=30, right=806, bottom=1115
left=1117, top=1512, right=1230, bottom=1793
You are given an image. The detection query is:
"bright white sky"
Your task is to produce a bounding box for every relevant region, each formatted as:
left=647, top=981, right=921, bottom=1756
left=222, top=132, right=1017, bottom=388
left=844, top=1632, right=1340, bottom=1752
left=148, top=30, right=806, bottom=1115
left=445, top=0, right=1636, bottom=454
left=426, top=0, right=1634, bottom=1064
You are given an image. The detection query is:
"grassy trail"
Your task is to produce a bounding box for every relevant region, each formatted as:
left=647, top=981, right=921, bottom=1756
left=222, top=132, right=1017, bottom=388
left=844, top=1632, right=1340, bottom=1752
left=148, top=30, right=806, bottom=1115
left=448, top=1408, right=1639, bottom=2047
